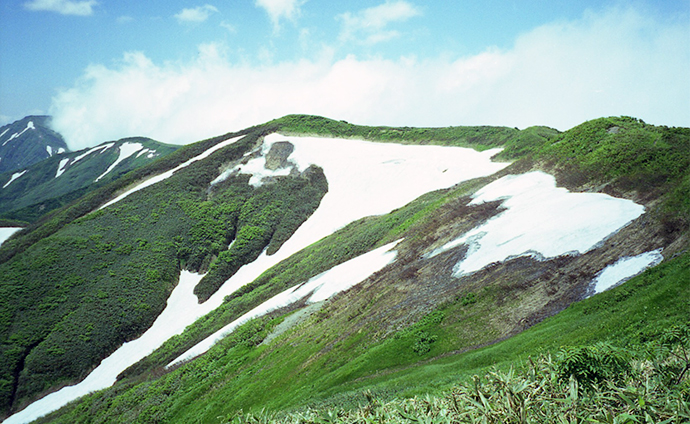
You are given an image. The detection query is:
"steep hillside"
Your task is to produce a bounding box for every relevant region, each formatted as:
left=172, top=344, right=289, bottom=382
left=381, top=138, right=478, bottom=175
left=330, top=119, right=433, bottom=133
left=0, top=137, right=179, bottom=224
left=1, top=115, right=688, bottom=423
left=0, top=117, right=68, bottom=175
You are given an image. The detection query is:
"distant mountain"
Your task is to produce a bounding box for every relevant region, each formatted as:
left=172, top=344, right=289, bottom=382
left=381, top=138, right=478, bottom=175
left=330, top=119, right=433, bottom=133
left=0, top=116, right=68, bottom=175
left=0, top=137, right=180, bottom=223
left=0, top=115, right=688, bottom=423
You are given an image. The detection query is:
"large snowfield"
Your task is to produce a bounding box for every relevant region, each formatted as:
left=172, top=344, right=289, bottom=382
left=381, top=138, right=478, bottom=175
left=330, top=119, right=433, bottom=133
left=428, top=172, right=647, bottom=275
left=4, top=134, right=662, bottom=423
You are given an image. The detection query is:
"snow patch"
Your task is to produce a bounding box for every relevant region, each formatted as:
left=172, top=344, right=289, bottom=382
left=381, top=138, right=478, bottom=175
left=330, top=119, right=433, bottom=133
left=55, top=158, right=70, bottom=179
left=94, top=142, right=144, bottom=182
left=3, top=170, right=27, bottom=188
left=99, top=135, right=244, bottom=210
left=0, top=128, right=9, bottom=139
left=428, top=172, right=645, bottom=276
left=2, top=122, right=34, bottom=146
left=46, top=146, right=53, bottom=156
left=72, top=144, right=111, bottom=164
left=590, top=249, right=663, bottom=294
left=168, top=240, right=401, bottom=367
left=238, top=134, right=508, bottom=251
left=137, top=148, right=158, bottom=159
left=57, top=147, right=66, bottom=154
left=0, top=227, right=22, bottom=246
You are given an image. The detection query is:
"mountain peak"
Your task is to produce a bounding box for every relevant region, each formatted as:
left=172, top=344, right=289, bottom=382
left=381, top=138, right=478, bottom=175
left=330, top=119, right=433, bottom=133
left=0, top=115, right=69, bottom=174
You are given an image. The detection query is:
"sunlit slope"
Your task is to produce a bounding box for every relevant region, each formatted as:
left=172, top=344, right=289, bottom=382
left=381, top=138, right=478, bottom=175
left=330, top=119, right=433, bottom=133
left=2, top=115, right=689, bottom=423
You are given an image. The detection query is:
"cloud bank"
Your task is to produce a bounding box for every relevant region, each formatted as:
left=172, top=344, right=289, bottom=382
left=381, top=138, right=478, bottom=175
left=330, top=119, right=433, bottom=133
left=49, top=7, right=690, bottom=150
left=24, top=0, right=97, bottom=16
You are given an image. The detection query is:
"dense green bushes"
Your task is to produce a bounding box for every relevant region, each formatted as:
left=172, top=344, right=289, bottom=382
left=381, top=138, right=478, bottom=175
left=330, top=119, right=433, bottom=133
left=191, top=166, right=328, bottom=302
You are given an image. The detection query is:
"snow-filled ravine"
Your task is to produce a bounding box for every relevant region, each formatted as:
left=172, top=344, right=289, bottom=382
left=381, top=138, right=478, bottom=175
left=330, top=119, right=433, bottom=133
left=427, top=172, right=645, bottom=276
left=7, top=134, right=510, bottom=423
left=169, top=240, right=401, bottom=367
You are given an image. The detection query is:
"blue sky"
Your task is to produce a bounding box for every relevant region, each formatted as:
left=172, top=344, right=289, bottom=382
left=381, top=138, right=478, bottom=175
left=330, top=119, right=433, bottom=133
left=1, top=0, right=689, bottom=149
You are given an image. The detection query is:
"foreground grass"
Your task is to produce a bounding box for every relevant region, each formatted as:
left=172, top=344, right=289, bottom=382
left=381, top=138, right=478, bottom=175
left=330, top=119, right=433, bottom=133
left=223, top=343, right=690, bottom=423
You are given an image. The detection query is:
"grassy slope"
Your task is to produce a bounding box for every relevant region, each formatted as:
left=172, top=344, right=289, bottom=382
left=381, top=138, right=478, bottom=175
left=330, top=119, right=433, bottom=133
left=9, top=115, right=690, bottom=422
left=39, top=233, right=689, bottom=424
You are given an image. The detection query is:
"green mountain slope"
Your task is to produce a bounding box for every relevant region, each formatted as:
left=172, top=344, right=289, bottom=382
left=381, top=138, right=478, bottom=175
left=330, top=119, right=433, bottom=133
left=1, top=115, right=688, bottom=423
left=0, top=136, right=179, bottom=224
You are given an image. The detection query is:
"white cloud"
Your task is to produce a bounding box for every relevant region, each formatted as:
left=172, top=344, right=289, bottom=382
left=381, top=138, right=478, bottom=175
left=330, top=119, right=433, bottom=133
left=24, top=0, right=97, bottom=16
left=255, top=0, right=304, bottom=30
left=116, top=15, right=134, bottom=24
left=338, top=0, right=421, bottom=44
left=174, top=4, right=218, bottom=24
left=49, top=7, right=690, bottom=150
left=220, top=20, right=236, bottom=33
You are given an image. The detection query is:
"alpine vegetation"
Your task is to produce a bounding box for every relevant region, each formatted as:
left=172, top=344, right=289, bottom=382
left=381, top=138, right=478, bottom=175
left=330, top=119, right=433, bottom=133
left=0, top=115, right=688, bottom=424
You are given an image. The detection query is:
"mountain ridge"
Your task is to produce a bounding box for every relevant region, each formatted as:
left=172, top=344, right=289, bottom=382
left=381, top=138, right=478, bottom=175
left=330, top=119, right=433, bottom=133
left=0, top=136, right=180, bottom=225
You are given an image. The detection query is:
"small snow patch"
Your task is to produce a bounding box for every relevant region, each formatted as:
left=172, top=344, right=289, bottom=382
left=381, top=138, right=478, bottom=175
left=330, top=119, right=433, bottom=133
left=46, top=146, right=53, bottom=156
left=0, top=227, right=22, bottom=246
left=55, top=158, right=70, bottom=178
left=94, top=142, right=144, bottom=182
left=0, top=128, right=9, bottom=139
left=72, top=144, right=112, bottom=164
left=2, top=122, right=34, bottom=146
left=590, top=249, right=663, bottom=294
left=57, top=148, right=66, bottom=154
left=3, top=170, right=27, bottom=188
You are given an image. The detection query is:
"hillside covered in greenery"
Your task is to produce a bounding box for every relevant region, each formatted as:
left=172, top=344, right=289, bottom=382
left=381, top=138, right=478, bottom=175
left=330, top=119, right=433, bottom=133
left=1, top=115, right=688, bottom=423
left=0, top=137, right=180, bottom=224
